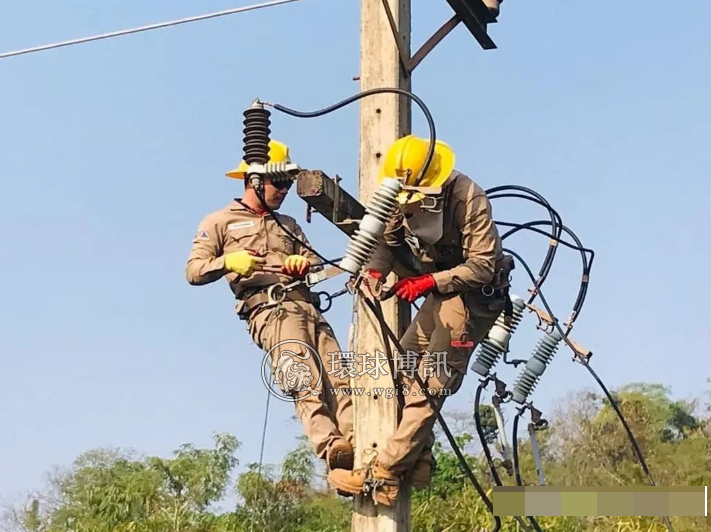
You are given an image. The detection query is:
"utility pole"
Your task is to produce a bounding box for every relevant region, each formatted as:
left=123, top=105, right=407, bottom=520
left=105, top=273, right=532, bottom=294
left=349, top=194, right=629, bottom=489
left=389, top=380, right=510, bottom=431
left=353, top=0, right=412, bottom=530
left=350, top=1, right=501, bottom=530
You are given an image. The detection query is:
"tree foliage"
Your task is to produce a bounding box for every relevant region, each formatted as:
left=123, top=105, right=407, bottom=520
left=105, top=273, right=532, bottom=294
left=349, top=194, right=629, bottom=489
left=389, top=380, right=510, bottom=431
left=3, top=382, right=709, bottom=532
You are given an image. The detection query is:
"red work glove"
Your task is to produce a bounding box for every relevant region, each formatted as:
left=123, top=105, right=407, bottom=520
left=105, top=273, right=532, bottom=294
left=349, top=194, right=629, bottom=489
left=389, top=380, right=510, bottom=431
left=391, top=274, right=436, bottom=303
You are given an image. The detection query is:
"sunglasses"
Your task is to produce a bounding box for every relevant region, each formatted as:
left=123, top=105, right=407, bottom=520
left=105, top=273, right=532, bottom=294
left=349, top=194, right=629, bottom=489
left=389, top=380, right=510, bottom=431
left=270, top=178, right=293, bottom=191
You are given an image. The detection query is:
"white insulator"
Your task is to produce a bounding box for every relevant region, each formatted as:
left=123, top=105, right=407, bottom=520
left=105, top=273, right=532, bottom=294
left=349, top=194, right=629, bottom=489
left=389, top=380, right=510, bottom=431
left=511, top=327, right=564, bottom=404
left=339, top=178, right=401, bottom=274
left=471, top=295, right=525, bottom=377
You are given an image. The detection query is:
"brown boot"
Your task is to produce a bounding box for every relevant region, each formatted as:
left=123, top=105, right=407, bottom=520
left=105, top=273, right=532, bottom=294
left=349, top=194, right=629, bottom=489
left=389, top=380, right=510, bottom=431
left=326, top=438, right=354, bottom=471
left=409, top=452, right=434, bottom=489
left=327, top=462, right=399, bottom=506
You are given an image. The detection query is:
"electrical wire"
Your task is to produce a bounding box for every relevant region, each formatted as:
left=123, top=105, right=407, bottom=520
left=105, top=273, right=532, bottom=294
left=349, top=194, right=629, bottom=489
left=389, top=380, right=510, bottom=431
left=498, top=221, right=594, bottom=262
left=475, top=382, right=503, bottom=485
left=253, top=86, right=437, bottom=268
left=253, top=187, right=345, bottom=268
left=497, top=219, right=594, bottom=323
left=0, top=0, right=307, bottom=60
left=267, top=87, right=437, bottom=188
left=512, top=410, right=524, bottom=486
left=504, top=247, right=676, bottom=532
left=486, top=186, right=563, bottom=299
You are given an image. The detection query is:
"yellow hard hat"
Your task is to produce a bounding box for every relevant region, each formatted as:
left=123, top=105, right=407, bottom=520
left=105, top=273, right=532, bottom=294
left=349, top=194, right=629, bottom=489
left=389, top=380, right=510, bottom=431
left=225, top=140, right=291, bottom=179
left=378, top=135, right=455, bottom=204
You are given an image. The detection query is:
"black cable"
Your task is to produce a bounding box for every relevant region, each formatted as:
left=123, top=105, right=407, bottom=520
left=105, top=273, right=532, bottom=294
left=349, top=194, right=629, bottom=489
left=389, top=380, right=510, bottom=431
left=504, top=247, right=675, bottom=532
left=361, top=294, right=501, bottom=532
left=475, top=382, right=503, bottom=485
left=512, top=411, right=523, bottom=486
left=253, top=187, right=344, bottom=268
left=475, top=383, right=544, bottom=532
left=490, top=193, right=559, bottom=293
left=251, top=87, right=436, bottom=268
left=498, top=221, right=593, bottom=261
left=487, top=190, right=563, bottom=232
left=486, top=187, right=563, bottom=298
left=497, top=220, right=594, bottom=323
left=268, top=87, right=436, bottom=188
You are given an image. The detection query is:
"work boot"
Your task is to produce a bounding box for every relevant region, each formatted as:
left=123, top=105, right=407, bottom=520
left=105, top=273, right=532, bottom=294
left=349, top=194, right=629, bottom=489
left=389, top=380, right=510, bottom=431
left=326, top=438, right=354, bottom=471
left=409, top=451, right=435, bottom=489
left=327, top=462, right=399, bottom=506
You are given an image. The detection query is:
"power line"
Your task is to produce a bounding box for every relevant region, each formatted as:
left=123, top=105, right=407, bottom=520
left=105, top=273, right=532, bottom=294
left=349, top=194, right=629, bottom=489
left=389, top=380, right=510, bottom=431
left=0, top=0, right=308, bottom=61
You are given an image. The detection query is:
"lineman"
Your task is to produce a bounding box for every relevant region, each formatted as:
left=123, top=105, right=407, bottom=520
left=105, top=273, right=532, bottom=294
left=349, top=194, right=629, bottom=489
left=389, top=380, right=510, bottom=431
left=327, top=135, right=513, bottom=505
left=186, top=140, right=354, bottom=472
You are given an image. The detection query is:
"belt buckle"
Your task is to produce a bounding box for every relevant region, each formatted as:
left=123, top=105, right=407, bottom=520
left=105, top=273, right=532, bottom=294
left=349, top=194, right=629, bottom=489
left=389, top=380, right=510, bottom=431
left=481, top=284, right=495, bottom=297
left=267, top=283, right=288, bottom=305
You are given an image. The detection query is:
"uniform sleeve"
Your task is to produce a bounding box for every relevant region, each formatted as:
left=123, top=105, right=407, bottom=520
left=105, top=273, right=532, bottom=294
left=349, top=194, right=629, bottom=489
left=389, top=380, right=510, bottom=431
left=185, top=215, right=227, bottom=286
left=431, top=192, right=499, bottom=293
left=292, top=221, right=325, bottom=272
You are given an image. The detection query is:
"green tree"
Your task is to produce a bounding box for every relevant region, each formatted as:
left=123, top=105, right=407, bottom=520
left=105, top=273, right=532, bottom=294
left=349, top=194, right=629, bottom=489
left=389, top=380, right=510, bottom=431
left=3, top=434, right=240, bottom=532
left=3, top=382, right=709, bottom=532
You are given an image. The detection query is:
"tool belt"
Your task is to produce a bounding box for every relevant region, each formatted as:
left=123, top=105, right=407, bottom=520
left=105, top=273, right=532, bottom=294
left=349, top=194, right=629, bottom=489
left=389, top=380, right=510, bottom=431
left=465, top=254, right=514, bottom=299
left=235, top=285, right=313, bottom=321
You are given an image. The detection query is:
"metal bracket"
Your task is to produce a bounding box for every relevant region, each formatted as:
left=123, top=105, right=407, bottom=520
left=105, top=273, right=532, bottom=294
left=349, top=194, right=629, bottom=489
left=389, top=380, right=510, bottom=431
left=444, top=0, right=498, bottom=50
left=381, top=0, right=498, bottom=77
left=379, top=0, right=411, bottom=78
left=529, top=404, right=549, bottom=430
left=493, top=376, right=510, bottom=401
left=409, top=15, right=462, bottom=72
left=568, top=338, right=593, bottom=364
left=332, top=174, right=342, bottom=224
left=525, top=302, right=556, bottom=332
left=527, top=422, right=547, bottom=485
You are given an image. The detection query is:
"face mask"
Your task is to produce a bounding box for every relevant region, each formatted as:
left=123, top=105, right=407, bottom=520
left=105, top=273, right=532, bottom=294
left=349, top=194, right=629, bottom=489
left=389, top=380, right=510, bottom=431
left=405, top=201, right=444, bottom=245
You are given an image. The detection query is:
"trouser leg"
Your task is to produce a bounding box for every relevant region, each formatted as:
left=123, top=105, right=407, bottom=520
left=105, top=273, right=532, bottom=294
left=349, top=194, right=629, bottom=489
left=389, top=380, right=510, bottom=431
left=378, top=293, right=500, bottom=476
left=315, top=311, right=354, bottom=446
left=249, top=301, right=350, bottom=459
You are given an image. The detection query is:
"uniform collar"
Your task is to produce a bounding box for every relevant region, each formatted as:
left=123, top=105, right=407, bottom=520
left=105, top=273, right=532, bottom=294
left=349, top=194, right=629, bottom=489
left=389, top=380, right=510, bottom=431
left=229, top=198, right=270, bottom=217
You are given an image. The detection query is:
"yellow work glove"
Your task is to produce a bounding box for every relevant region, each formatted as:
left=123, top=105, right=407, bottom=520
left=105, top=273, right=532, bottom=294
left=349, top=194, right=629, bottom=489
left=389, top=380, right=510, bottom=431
left=224, top=250, right=266, bottom=277
left=281, top=255, right=310, bottom=277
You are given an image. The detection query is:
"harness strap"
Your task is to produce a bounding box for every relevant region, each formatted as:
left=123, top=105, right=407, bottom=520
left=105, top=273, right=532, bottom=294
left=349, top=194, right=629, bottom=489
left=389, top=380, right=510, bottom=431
left=236, top=286, right=312, bottom=320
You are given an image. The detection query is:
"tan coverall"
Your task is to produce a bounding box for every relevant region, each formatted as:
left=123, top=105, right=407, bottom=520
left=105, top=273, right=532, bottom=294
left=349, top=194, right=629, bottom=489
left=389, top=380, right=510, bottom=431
left=366, top=171, right=510, bottom=476
left=185, top=199, right=354, bottom=458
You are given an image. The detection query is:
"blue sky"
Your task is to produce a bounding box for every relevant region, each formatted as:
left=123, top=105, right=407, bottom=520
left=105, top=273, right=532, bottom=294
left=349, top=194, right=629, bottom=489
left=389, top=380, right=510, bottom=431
left=1, top=0, right=710, bottom=501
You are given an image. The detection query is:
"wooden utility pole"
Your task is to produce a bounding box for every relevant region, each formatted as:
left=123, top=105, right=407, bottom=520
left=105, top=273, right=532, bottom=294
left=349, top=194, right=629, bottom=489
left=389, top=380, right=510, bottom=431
left=352, top=0, right=412, bottom=530
left=348, top=1, right=500, bottom=530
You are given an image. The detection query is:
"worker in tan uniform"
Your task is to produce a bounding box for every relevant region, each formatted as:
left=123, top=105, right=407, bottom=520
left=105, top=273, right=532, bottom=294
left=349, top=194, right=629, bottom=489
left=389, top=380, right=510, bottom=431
left=186, top=140, right=354, bottom=472
left=327, top=135, right=513, bottom=505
